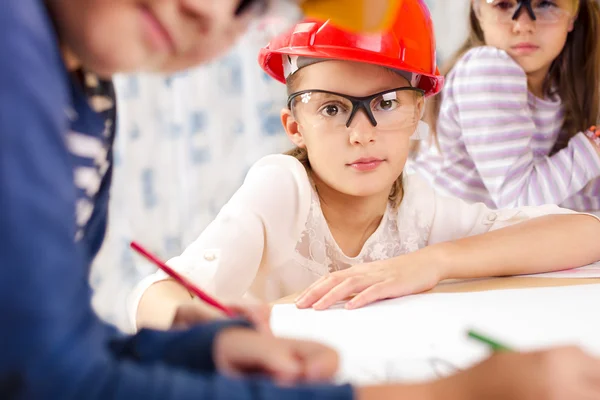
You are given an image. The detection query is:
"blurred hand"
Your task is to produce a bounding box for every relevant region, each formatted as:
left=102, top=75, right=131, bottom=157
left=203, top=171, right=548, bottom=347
left=171, top=301, right=272, bottom=334
left=213, top=327, right=339, bottom=385
left=295, top=259, right=442, bottom=310
left=436, top=346, right=600, bottom=400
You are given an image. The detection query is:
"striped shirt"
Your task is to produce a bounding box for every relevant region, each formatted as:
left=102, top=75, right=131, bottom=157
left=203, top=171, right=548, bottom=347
left=410, top=46, right=600, bottom=212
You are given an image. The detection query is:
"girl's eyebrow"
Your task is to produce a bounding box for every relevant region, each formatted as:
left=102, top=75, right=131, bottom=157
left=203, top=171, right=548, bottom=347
left=302, top=86, right=412, bottom=100
left=319, top=92, right=339, bottom=99
left=309, top=91, right=347, bottom=101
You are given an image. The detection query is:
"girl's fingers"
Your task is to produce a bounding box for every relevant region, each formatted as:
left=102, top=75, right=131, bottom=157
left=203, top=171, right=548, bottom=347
left=295, top=276, right=329, bottom=304
left=295, top=275, right=344, bottom=308
left=346, top=281, right=403, bottom=309
left=296, top=266, right=381, bottom=308
left=312, top=275, right=381, bottom=310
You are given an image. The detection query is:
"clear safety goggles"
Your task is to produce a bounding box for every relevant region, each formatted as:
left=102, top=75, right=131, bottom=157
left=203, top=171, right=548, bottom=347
left=474, top=0, right=575, bottom=24
left=287, top=87, right=424, bottom=134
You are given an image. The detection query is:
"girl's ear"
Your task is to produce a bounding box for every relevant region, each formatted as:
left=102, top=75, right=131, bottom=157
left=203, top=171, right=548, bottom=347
left=281, top=108, right=306, bottom=148
left=417, top=95, right=425, bottom=119
left=568, top=8, right=578, bottom=32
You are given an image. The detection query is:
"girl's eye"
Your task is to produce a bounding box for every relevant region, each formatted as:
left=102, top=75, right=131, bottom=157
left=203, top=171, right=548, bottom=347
left=375, top=99, right=399, bottom=111
left=320, top=103, right=347, bottom=117
left=536, top=0, right=557, bottom=9
left=494, top=1, right=515, bottom=11
left=323, top=105, right=338, bottom=116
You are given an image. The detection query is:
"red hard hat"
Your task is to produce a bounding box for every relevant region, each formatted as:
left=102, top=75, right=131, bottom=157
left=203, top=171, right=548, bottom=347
left=258, top=0, right=443, bottom=97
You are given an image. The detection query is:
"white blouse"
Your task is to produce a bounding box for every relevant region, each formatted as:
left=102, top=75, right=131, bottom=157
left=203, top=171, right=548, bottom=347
left=128, top=154, right=582, bottom=329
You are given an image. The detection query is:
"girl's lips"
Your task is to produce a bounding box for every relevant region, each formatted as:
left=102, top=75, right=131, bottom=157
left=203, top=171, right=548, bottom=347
left=140, top=6, right=176, bottom=54
left=347, top=158, right=384, bottom=171
left=511, top=43, right=539, bottom=55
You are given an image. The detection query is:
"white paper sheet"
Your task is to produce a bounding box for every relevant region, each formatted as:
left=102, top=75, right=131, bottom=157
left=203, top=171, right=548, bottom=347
left=270, top=284, right=600, bottom=384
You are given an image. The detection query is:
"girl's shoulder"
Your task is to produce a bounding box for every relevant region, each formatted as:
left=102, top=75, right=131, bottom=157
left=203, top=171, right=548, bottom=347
left=243, top=154, right=313, bottom=210
left=248, top=154, right=310, bottom=185
left=397, top=172, right=437, bottom=217
left=450, top=46, right=526, bottom=81
left=233, top=154, right=313, bottom=245
left=403, top=172, right=436, bottom=199
left=444, top=46, right=529, bottom=101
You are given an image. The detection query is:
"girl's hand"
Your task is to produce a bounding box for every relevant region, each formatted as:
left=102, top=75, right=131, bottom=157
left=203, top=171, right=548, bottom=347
left=172, top=301, right=272, bottom=334
left=356, top=347, right=600, bottom=400
left=295, top=258, right=444, bottom=310
left=435, top=347, right=600, bottom=400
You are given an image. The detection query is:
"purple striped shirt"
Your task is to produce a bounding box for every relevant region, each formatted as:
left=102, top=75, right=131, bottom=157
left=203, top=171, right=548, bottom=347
left=410, top=46, right=600, bottom=212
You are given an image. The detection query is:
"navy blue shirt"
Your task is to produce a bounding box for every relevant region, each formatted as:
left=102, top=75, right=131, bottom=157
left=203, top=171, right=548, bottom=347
left=0, top=1, right=354, bottom=399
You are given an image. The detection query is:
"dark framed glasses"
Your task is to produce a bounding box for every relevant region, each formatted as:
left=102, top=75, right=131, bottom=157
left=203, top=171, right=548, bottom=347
left=474, top=0, right=574, bottom=24
left=287, top=87, right=424, bottom=133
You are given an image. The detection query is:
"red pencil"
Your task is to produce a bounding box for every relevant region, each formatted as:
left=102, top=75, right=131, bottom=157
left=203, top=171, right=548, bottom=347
left=130, top=241, right=236, bottom=317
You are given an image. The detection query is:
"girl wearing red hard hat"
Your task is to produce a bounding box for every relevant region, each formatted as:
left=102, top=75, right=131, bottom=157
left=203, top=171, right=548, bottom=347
left=134, top=5, right=600, bottom=398
left=136, top=0, right=600, bottom=323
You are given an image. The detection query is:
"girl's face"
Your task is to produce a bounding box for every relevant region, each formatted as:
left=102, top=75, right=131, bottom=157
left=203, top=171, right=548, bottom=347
left=282, top=61, right=424, bottom=200
left=49, top=0, right=263, bottom=77
left=473, top=0, right=576, bottom=76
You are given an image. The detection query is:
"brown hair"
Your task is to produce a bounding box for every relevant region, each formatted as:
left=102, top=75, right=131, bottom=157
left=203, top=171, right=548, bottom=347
left=424, top=0, right=600, bottom=152
left=284, top=73, right=404, bottom=207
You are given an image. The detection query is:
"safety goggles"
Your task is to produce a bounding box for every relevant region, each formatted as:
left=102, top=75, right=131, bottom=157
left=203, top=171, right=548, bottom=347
left=474, top=0, right=574, bottom=24
left=287, top=87, right=424, bottom=133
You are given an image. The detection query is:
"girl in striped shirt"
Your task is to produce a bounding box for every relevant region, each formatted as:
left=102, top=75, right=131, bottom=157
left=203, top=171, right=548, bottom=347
left=410, top=0, right=600, bottom=212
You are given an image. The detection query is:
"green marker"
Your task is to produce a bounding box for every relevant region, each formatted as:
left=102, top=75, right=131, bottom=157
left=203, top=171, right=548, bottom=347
left=467, top=330, right=514, bottom=352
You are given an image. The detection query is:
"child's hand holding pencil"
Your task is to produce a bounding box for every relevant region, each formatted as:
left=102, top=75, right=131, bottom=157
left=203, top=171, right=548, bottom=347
left=130, top=241, right=271, bottom=333
left=171, top=301, right=272, bottom=334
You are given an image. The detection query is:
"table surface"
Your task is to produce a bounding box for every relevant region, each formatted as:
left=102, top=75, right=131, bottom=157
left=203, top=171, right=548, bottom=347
left=273, top=276, right=600, bottom=304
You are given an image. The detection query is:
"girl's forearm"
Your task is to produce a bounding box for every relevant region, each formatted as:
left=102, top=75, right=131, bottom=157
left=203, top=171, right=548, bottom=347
left=419, top=214, right=600, bottom=280
left=136, top=279, right=192, bottom=330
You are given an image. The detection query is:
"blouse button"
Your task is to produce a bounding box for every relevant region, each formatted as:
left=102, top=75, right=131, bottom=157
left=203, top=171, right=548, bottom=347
left=203, top=252, right=217, bottom=262
left=486, top=213, right=498, bottom=222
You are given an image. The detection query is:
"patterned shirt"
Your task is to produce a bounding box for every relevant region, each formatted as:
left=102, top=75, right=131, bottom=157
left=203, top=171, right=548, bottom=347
left=68, top=68, right=116, bottom=245
left=409, top=46, right=600, bottom=211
